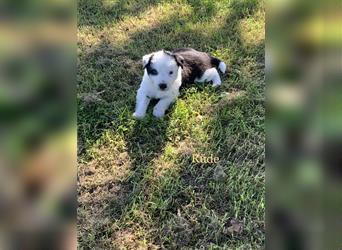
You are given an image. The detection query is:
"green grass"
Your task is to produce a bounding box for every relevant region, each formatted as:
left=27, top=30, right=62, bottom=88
left=77, top=0, right=265, bottom=248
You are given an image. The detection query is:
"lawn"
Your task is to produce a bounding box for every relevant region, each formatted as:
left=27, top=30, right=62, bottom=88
left=77, top=0, right=265, bottom=249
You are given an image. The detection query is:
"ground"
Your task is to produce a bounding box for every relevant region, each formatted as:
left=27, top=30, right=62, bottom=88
left=77, top=0, right=265, bottom=249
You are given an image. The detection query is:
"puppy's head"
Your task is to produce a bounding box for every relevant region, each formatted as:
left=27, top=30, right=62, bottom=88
left=142, top=50, right=184, bottom=91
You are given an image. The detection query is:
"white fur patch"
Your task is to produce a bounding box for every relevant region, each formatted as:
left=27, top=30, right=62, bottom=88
left=195, top=68, right=222, bottom=87
left=142, top=53, right=153, bottom=67
left=219, top=61, right=226, bottom=73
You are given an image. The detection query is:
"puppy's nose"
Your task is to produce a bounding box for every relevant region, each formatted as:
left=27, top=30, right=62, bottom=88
left=159, top=83, right=167, bottom=90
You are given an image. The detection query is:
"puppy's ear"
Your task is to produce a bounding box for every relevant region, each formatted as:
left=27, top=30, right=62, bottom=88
left=173, top=54, right=184, bottom=68
left=142, top=53, right=154, bottom=68
left=162, top=49, right=173, bottom=56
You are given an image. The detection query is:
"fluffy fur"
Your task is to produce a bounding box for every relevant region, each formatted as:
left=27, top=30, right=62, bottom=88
left=133, top=48, right=226, bottom=119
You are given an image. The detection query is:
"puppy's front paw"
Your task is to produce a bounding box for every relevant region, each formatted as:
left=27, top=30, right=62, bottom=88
left=133, top=112, right=145, bottom=119
left=153, top=108, right=165, bottom=118
left=212, top=81, right=221, bottom=88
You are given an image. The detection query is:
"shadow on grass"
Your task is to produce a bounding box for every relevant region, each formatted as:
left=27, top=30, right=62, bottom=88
left=78, top=0, right=162, bottom=27
left=78, top=0, right=220, bottom=28
left=77, top=0, right=264, bottom=248
left=109, top=112, right=172, bottom=215
left=77, top=0, right=223, bottom=154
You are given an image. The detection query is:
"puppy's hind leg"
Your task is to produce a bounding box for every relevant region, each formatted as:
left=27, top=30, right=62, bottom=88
left=195, top=68, right=222, bottom=87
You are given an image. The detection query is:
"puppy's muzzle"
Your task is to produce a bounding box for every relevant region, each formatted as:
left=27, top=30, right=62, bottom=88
left=159, top=83, right=167, bottom=90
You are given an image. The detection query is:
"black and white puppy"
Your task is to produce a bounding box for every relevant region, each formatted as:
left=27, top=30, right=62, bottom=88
left=133, top=48, right=226, bottom=119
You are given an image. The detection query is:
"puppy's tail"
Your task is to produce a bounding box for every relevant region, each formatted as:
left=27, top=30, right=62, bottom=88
left=211, top=56, right=226, bottom=73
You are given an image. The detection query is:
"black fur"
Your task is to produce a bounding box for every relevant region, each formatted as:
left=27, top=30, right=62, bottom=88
left=173, top=54, right=185, bottom=68
left=172, top=48, right=222, bottom=84
left=144, top=54, right=155, bottom=75
left=163, top=49, right=184, bottom=68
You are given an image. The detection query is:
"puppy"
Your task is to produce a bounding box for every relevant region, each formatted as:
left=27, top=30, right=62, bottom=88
left=133, top=48, right=226, bottom=119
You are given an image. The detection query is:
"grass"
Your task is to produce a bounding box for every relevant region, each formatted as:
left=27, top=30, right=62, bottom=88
left=77, top=0, right=265, bottom=248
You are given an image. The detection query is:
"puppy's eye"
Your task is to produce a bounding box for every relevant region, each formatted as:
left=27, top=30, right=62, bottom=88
left=150, top=69, right=158, bottom=75
left=169, top=71, right=173, bottom=75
